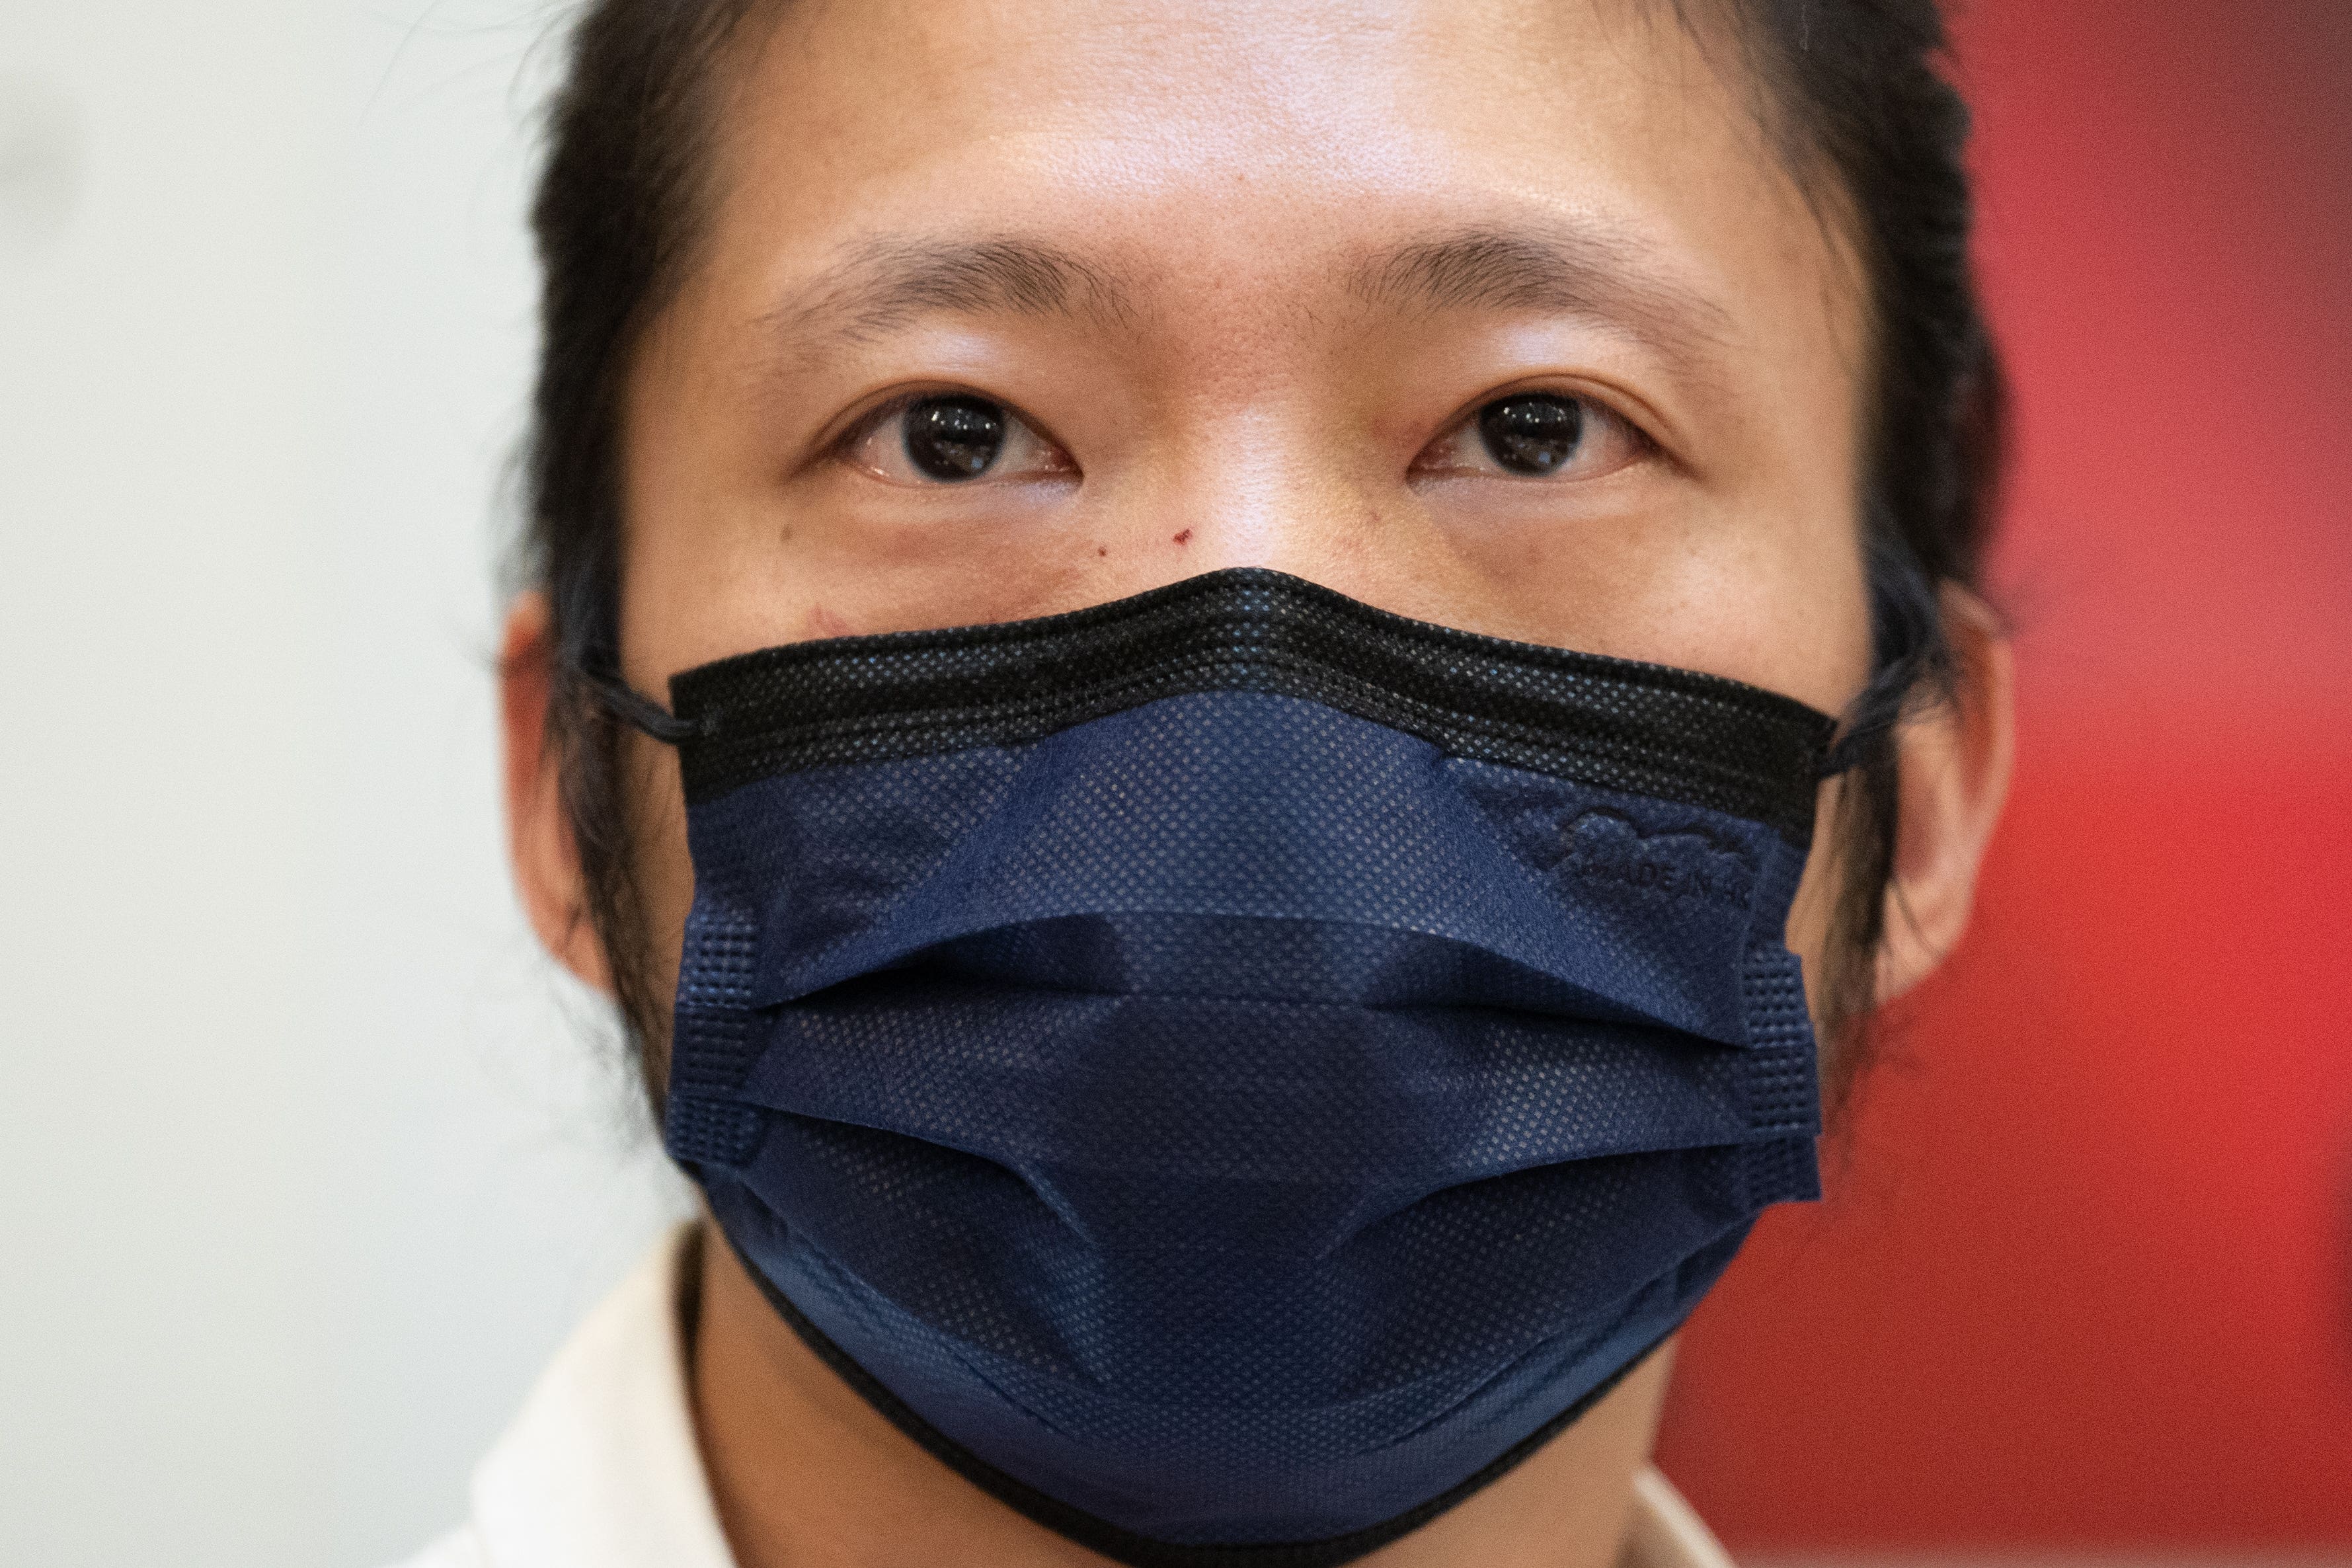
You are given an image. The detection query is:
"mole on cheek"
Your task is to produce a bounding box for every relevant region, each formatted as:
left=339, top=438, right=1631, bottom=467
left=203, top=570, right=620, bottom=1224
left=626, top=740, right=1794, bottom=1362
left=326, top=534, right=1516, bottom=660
left=1173, top=529, right=1193, bottom=546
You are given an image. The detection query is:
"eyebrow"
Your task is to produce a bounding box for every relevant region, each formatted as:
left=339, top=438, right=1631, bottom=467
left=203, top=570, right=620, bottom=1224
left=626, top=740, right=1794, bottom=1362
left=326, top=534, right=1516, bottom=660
left=1347, top=225, right=1733, bottom=368
left=762, top=223, right=1729, bottom=379
left=764, top=236, right=1136, bottom=364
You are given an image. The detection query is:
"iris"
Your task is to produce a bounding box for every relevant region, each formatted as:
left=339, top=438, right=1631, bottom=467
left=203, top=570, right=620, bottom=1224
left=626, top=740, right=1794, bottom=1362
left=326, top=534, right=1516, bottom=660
left=903, top=395, right=1007, bottom=479
left=1477, top=394, right=1583, bottom=475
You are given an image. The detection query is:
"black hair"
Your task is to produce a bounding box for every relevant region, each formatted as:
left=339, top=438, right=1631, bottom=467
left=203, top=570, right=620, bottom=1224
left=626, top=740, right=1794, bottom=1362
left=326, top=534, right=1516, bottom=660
left=520, top=0, right=2005, bottom=1115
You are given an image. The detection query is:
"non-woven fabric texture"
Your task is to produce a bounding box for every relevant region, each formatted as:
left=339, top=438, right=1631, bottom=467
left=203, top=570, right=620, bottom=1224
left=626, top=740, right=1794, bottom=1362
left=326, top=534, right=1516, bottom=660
left=650, top=570, right=1833, bottom=1567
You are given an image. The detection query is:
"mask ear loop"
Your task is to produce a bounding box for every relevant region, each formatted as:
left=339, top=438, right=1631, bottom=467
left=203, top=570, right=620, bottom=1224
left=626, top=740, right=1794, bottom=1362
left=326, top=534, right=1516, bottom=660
left=1819, top=689, right=1901, bottom=779
left=1817, top=529, right=1952, bottom=781
left=581, top=664, right=706, bottom=746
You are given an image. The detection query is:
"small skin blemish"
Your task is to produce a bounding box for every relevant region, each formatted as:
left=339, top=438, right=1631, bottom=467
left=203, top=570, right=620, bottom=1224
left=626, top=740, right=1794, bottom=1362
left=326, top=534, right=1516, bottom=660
left=1097, top=545, right=1109, bottom=557
left=803, top=604, right=853, bottom=641
left=1172, top=529, right=1193, bottom=545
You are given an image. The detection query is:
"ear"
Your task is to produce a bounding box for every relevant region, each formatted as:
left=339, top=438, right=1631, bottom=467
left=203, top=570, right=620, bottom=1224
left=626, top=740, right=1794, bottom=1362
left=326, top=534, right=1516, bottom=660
left=500, top=593, right=615, bottom=995
left=1873, top=587, right=2016, bottom=1005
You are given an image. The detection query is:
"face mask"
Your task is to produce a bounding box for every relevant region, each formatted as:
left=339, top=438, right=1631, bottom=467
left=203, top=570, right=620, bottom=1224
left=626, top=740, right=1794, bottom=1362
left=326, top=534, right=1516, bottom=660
left=607, top=568, right=1839, bottom=1568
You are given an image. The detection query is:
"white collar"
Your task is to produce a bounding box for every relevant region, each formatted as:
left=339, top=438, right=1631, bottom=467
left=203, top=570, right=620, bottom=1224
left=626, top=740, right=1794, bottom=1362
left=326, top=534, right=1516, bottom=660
left=468, top=1224, right=733, bottom=1568
left=455, top=1224, right=1735, bottom=1568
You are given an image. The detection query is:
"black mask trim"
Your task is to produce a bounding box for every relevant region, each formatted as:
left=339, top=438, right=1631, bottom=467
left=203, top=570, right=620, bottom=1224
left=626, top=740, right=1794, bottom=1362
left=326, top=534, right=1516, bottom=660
left=635, top=568, right=1836, bottom=843
left=714, top=1221, right=1680, bottom=1568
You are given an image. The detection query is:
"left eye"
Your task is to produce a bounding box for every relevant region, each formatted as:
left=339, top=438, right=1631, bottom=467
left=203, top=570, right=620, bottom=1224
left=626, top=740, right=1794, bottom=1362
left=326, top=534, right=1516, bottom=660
left=842, top=393, right=1072, bottom=486
left=1415, top=393, right=1649, bottom=481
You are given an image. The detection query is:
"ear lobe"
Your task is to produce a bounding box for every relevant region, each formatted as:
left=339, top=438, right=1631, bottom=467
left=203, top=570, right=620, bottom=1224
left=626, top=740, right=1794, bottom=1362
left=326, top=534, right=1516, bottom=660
left=500, top=594, right=616, bottom=995
left=1873, top=586, right=2016, bottom=1006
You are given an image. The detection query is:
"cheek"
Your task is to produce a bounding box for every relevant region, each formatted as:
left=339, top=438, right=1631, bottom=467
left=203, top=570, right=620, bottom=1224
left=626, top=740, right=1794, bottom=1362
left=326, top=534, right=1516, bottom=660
left=625, top=736, right=699, bottom=1009
left=1778, top=780, right=1853, bottom=1072
left=1782, top=773, right=1848, bottom=1027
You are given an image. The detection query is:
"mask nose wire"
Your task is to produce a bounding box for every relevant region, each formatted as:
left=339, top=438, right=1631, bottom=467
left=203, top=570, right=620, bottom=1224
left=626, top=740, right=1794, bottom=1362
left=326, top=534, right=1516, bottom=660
left=590, top=652, right=1867, bottom=787
left=579, top=583, right=1875, bottom=787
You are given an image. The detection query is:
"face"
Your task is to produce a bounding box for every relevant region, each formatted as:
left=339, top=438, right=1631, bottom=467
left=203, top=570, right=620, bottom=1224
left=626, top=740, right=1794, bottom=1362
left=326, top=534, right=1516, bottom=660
left=584, top=0, right=1886, bottom=1031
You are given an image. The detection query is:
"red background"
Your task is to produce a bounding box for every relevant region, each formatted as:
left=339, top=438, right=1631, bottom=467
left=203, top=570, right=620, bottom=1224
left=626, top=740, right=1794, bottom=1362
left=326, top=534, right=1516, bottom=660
left=1654, top=0, right=2352, bottom=1548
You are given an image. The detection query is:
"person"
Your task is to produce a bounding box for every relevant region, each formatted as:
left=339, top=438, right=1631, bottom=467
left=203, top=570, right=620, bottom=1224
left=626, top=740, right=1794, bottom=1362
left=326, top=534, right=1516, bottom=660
left=404, top=0, right=2014, bottom=1563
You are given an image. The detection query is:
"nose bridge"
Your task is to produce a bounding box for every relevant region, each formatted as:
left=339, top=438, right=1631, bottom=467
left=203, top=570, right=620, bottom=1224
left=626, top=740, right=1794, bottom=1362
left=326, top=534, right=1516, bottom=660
left=1095, top=232, right=1408, bottom=600
left=1132, top=391, right=1402, bottom=606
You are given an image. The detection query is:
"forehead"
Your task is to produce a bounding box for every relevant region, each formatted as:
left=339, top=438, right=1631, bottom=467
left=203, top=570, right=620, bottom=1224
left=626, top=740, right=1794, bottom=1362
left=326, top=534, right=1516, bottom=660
left=693, top=0, right=1849, bottom=352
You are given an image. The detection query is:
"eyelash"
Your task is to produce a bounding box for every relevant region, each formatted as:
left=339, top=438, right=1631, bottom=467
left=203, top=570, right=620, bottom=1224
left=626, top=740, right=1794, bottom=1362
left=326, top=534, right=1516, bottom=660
left=1410, top=391, right=1657, bottom=483
left=834, top=391, right=1072, bottom=487
left=830, top=385, right=1659, bottom=489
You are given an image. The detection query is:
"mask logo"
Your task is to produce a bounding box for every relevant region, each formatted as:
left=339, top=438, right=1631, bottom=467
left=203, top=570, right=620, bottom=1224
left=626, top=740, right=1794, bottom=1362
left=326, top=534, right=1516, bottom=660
left=1561, top=809, right=1754, bottom=908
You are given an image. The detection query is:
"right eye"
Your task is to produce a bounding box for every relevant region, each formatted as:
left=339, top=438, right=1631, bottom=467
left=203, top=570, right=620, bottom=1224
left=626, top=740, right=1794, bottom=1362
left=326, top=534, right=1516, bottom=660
left=840, top=393, right=1072, bottom=486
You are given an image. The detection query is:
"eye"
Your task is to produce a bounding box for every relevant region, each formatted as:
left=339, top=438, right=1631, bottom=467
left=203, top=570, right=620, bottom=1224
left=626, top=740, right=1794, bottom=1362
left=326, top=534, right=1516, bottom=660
left=1413, top=392, right=1651, bottom=482
left=840, top=393, right=1072, bottom=486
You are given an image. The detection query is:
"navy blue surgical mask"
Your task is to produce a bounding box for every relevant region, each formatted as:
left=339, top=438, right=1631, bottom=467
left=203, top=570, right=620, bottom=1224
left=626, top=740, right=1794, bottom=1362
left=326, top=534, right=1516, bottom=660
left=603, top=569, right=1842, bottom=1568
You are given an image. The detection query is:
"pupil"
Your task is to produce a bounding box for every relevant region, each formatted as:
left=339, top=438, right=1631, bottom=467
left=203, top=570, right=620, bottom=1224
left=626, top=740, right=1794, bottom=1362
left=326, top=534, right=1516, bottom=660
left=1477, top=395, right=1583, bottom=475
left=904, top=395, right=1007, bottom=479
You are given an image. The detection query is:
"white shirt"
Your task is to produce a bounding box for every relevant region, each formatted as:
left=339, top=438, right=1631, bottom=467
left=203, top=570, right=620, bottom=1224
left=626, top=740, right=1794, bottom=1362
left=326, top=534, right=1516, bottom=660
left=397, top=1224, right=1735, bottom=1568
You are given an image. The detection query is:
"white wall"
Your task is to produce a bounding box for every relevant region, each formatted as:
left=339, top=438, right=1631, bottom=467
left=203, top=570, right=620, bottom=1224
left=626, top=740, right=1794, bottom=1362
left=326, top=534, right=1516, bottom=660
left=0, top=7, right=688, bottom=1565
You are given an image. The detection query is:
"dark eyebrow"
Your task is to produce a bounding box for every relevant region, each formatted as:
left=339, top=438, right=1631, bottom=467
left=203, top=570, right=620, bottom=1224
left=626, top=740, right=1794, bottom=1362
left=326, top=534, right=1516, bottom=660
left=1348, top=225, right=1731, bottom=366
left=764, top=236, right=1135, bottom=362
